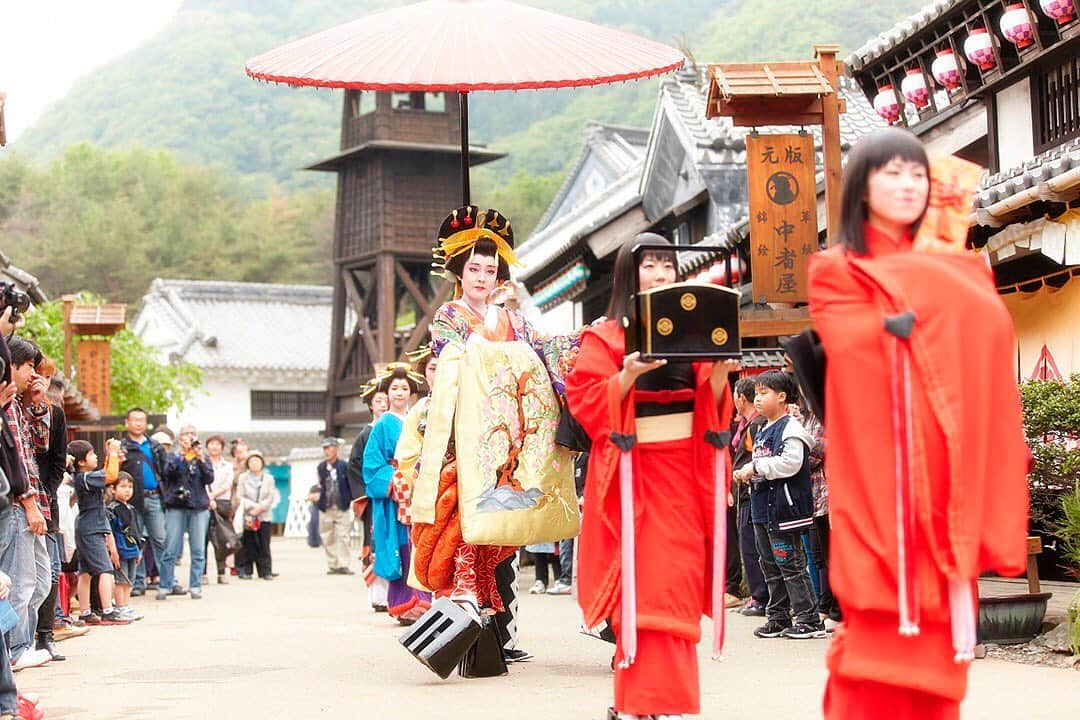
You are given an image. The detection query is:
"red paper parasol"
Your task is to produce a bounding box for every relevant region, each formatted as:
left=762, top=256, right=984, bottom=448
left=245, top=0, right=685, bottom=202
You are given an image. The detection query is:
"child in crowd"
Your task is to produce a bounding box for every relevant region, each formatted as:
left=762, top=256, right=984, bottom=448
left=526, top=543, right=559, bottom=594
left=69, top=439, right=130, bottom=625
left=108, top=472, right=145, bottom=621
left=733, top=370, right=824, bottom=639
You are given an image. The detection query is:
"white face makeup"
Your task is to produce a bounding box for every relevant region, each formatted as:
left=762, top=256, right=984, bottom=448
left=387, top=377, right=412, bottom=412
left=424, top=358, right=437, bottom=391
left=460, top=254, right=500, bottom=307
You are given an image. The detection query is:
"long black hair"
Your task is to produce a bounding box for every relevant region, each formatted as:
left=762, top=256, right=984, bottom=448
left=605, top=232, right=675, bottom=325
left=838, top=127, right=930, bottom=254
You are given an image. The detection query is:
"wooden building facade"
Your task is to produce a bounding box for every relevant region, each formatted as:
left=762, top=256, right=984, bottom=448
left=847, top=0, right=1080, bottom=378
left=310, top=91, right=501, bottom=435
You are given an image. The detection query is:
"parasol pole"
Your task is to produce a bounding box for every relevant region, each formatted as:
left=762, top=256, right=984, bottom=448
left=459, top=91, right=470, bottom=205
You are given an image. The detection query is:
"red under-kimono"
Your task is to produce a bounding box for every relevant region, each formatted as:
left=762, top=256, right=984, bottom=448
left=808, top=227, right=1029, bottom=719
left=565, top=320, right=734, bottom=716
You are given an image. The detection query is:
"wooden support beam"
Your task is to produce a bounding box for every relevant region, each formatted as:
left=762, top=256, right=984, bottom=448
left=395, top=260, right=433, bottom=316
left=376, top=253, right=396, bottom=363
left=402, top=279, right=454, bottom=355
left=740, top=306, right=812, bottom=338
left=815, top=44, right=844, bottom=247
left=342, top=268, right=381, bottom=364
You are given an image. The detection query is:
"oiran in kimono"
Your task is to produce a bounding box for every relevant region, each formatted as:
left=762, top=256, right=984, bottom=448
left=410, top=206, right=580, bottom=656
left=362, top=363, right=428, bottom=622
left=565, top=234, right=738, bottom=720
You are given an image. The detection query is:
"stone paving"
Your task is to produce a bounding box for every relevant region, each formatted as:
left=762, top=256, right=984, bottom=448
left=18, top=540, right=1079, bottom=719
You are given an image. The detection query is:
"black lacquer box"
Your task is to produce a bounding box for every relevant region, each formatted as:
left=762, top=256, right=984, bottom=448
left=624, top=244, right=742, bottom=361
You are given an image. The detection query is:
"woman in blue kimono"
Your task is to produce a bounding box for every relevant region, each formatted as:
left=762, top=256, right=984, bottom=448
left=362, top=363, right=424, bottom=622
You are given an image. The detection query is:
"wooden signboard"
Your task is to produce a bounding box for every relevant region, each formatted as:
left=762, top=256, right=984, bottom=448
left=746, top=133, right=817, bottom=304
left=76, top=340, right=113, bottom=415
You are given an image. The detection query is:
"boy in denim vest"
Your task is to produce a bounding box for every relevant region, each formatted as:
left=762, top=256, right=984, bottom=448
left=733, top=370, right=825, bottom=639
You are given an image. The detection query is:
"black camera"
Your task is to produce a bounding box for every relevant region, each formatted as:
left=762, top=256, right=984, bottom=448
left=1, top=282, right=31, bottom=325
left=175, top=484, right=192, bottom=505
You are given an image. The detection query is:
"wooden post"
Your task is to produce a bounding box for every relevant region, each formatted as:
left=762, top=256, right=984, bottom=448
left=376, top=252, right=396, bottom=363
left=815, top=44, right=844, bottom=247
left=61, top=295, right=76, bottom=378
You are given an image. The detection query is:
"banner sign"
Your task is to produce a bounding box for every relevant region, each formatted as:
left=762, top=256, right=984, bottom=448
left=747, top=133, right=817, bottom=303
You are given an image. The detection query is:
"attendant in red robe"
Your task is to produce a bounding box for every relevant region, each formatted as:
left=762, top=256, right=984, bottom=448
left=565, top=234, right=737, bottom=720
left=807, top=127, right=1029, bottom=719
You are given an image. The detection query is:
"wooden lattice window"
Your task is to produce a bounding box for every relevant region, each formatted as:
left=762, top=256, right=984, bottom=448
left=1033, top=55, right=1080, bottom=154
left=250, top=391, right=326, bottom=420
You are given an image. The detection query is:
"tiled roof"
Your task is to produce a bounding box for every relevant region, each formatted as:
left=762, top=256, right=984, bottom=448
left=532, top=121, right=649, bottom=234
left=974, top=138, right=1080, bottom=223
left=846, top=0, right=965, bottom=72
left=0, top=250, right=47, bottom=304
left=132, top=279, right=333, bottom=372
left=517, top=164, right=643, bottom=280
left=519, top=68, right=882, bottom=285
left=659, top=68, right=882, bottom=166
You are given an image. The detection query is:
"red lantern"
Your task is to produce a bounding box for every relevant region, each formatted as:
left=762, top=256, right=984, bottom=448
left=931, top=49, right=963, bottom=91
left=964, top=28, right=997, bottom=71
left=1000, top=4, right=1035, bottom=49
left=873, top=85, right=901, bottom=124
left=1040, top=0, right=1077, bottom=24
left=901, top=69, right=931, bottom=109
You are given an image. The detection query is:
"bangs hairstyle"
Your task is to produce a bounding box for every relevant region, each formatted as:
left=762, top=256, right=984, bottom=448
left=377, top=365, right=420, bottom=394
left=67, top=439, right=94, bottom=467
left=443, top=238, right=511, bottom=283
left=116, top=471, right=135, bottom=486
left=605, top=233, right=676, bottom=324
left=754, top=370, right=799, bottom=406
left=839, top=127, right=930, bottom=255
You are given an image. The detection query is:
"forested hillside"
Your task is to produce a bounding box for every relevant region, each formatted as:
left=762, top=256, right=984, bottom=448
left=2, top=0, right=924, bottom=303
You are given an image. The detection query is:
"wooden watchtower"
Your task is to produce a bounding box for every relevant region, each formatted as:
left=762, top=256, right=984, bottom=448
left=310, top=91, right=503, bottom=435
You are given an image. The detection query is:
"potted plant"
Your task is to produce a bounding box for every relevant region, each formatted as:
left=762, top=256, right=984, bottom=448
left=978, top=375, right=1080, bottom=645
left=1060, top=480, right=1080, bottom=654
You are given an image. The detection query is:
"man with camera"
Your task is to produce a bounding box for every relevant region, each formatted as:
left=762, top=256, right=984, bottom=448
left=157, top=424, right=213, bottom=600
left=0, top=305, right=28, bottom=717
left=119, top=408, right=169, bottom=597
left=2, top=336, right=54, bottom=671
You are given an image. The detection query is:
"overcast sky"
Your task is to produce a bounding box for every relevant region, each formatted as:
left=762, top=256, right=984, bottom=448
left=1, top=1, right=182, bottom=142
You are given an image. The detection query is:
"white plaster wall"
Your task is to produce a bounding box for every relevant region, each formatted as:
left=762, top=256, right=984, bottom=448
left=537, top=300, right=582, bottom=336
left=169, top=379, right=324, bottom=435
left=996, top=79, right=1035, bottom=171
left=288, top=457, right=322, bottom=498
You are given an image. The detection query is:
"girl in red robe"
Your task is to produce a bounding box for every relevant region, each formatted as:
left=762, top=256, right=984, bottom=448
left=806, top=127, right=1029, bottom=719
left=565, top=234, right=737, bottom=720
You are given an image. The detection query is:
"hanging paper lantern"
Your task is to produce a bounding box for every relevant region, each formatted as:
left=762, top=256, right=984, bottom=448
left=873, top=85, right=901, bottom=123
left=1040, top=0, right=1077, bottom=24
left=901, top=69, right=931, bottom=109
left=964, top=28, right=997, bottom=70
left=1000, top=4, right=1035, bottom=49
left=931, top=49, right=963, bottom=91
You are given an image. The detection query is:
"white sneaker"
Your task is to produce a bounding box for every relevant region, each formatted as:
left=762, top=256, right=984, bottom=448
left=824, top=617, right=839, bottom=633
left=13, top=648, right=52, bottom=672
left=548, top=581, right=572, bottom=595
left=119, top=606, right=144, bottom=622
left=528, top=580, right=546, bottom=594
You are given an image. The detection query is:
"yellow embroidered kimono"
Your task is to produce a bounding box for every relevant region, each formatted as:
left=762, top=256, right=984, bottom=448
left=414, top=301, right=580, bottom=546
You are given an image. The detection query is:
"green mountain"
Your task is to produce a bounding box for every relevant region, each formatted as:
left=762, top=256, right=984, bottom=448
left=13, top=0, right=923, bottom=196
left=2, top=0, right=929, bottom=305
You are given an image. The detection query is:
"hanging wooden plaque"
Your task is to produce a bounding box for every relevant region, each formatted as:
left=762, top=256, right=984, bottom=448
left=747, top=133, right=817, bottom=304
